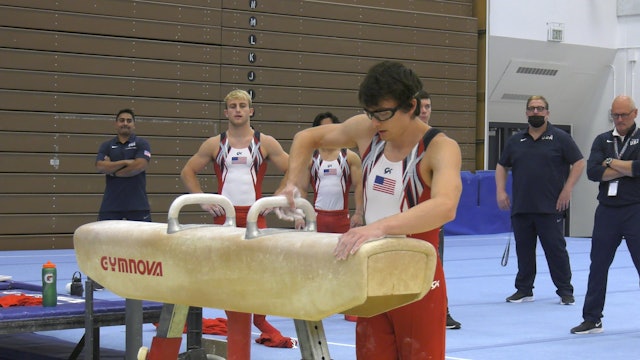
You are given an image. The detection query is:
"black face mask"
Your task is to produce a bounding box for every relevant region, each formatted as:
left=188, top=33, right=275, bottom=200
left=528, top=115, right=545, bottom=128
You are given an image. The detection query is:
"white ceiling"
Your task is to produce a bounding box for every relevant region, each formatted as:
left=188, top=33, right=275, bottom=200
left=487, top=36, right=616, bottom=125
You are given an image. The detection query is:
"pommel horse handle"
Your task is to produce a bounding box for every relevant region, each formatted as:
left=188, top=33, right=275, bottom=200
left=245, top=195, right=317, bottom=239
left=246, top=196, right=331, bottom=359
left=167, top=193, right=236, bottom=234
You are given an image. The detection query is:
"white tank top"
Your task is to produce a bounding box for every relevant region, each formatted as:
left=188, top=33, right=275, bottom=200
left=220, top=147, right=257, bottom=206
left=314, top=158, right=346, bottom=210
left=364, top=154, right=403, bottom=224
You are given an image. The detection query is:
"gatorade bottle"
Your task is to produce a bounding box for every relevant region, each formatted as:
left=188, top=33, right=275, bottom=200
left=42, top=261, right=57, bottom=307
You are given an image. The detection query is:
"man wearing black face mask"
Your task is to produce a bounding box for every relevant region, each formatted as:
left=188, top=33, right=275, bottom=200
left=495, top=95, right=586, bottom=305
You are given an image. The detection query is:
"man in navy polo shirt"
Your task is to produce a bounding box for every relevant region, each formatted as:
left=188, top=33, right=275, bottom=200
left=95, top=108, right=152, bottom=222
left=571, top=95, right=640, bottom=334
left=94, top=108, right=151, bottom=353
left=496, top=95, right=585, bottom=306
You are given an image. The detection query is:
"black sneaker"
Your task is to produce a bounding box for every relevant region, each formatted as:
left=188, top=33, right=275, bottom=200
left=560, top=295, right=575, bottom=305
left=506, top=290, right=534, bottom=303
left=570, top=321, right=603, bottom=334
left=446, top=313, right=461, bottom=329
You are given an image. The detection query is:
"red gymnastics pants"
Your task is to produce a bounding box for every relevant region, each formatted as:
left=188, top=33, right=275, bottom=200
left=214, top=206, right=272, bottom=360
left=355, top=232, right=446, bottom=360
left=315, top=208, right=350, bottom=233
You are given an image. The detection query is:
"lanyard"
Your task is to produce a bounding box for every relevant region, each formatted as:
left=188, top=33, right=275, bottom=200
left=613, top=127, right=638, bottom=159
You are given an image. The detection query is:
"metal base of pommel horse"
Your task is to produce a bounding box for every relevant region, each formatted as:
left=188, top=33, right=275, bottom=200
left=144, top=306, right=331, bottom=359
left=141, top=305, right=330, bottom=360
left=138, top=304, right=331, bottom=360
left=73, top=194, right=438, bottom=360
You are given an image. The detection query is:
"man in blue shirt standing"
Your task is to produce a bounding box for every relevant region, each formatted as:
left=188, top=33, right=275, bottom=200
left=94, top=108, right=152, bottom=354
left=571, top=95, right=640, bottom=334
left=496, top=95, right=585, bottom=306
left=95, top=108, right=152, bottom=222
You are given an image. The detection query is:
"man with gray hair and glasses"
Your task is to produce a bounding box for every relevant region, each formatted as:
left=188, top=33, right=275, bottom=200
left=571, top=95, right=640, bottom=334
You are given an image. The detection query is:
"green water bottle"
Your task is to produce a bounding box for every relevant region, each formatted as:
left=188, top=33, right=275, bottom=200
left=42, top=261, right=57, bottom=307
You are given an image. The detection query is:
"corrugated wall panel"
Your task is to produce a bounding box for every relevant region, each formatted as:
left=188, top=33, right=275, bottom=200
left=0, top=0, right=477, bottom=250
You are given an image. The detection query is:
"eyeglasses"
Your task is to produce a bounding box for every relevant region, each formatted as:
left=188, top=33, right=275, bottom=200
left=609, top=110, right=635, bottom=120
left=526, top=106, right=547, bottom=112
left=363, top=105, right=400, bottom=121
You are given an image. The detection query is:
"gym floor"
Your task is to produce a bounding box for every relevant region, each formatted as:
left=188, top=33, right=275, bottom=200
left=0, top=233, right=638, bottom=359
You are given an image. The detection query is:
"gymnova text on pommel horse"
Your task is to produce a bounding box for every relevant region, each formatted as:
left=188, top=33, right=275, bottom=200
left=74, top=194, right=438, bottom=360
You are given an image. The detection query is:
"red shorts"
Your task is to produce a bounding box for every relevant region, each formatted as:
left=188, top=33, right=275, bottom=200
left=316, top=208, right=350, bottom=233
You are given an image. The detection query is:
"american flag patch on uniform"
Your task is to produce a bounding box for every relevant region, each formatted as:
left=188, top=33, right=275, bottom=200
left=323, top=168, right=338, bottom=175
left=232, top=156, right=247, bottom=164
left=372, top=175, right=395, bottom=195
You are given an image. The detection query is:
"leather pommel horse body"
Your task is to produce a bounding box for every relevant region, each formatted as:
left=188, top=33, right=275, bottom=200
left=74, top=194, right=437, bottom=359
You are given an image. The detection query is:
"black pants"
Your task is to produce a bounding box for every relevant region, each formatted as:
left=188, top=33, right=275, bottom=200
left=98, top=210, right=151, bottom=222
left=583, top=203, right=640, bottom=322
left=511, top=213, right=573, bottom=297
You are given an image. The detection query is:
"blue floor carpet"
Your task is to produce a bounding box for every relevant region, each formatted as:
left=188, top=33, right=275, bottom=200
left=1, top=233, right=638, bottom=359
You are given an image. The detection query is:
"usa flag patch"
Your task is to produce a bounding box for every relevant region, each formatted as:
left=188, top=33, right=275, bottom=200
left=372, top=175, right=395, bottom=195
left=144, top=150, right=151, bottom=158
left=231, top=156, right=247, bottom=164
left=323, top=168, right=338, bottom=175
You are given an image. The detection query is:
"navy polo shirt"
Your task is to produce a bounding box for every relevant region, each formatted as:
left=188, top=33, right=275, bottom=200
left=498, top=123, right=583, bottom=215
left=96, top=134, right=151, bottom=213
left=586, top=123, right=640, bottom=207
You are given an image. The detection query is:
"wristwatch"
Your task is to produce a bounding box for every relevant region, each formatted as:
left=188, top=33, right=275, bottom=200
left=604, top=158, right=613, bottom=167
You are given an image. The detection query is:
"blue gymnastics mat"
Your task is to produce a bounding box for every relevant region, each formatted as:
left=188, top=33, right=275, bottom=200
left=1, top=235, right=639, bottom=360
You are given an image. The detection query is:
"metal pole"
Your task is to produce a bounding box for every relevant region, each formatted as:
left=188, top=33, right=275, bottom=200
left=125, top=298, right=143, bottom=360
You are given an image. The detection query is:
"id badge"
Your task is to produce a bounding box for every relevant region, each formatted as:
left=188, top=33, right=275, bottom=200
left=608, top=180, right=619, bottom=196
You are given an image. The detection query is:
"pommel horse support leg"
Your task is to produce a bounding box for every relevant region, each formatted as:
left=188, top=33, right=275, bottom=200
left=74, top=194, right=438, bottom=360
left=139, top=304, right=188, bottom=360
left=294, top=319, right=330, bottom=359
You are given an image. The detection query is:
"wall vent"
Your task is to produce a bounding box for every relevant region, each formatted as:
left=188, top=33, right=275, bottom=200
left=516, top=67, right=558, bottom=76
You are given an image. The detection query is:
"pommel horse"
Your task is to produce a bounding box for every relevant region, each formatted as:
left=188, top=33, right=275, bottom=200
left=74, top=194, right=438, bottom=360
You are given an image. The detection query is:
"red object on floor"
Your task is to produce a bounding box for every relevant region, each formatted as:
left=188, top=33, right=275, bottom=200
left=252, top=314, right=278, bottom=335
left=255, top=332, right=296, bottom=348
left=202, top=317, right=228, bottom=335
left=0, top=293, right=42, bottom=307
left=153, top=317, right=228, bottom=335
left=252, top=314, right=294, bottom=348
left=152, top=315, right=294, bottom=352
